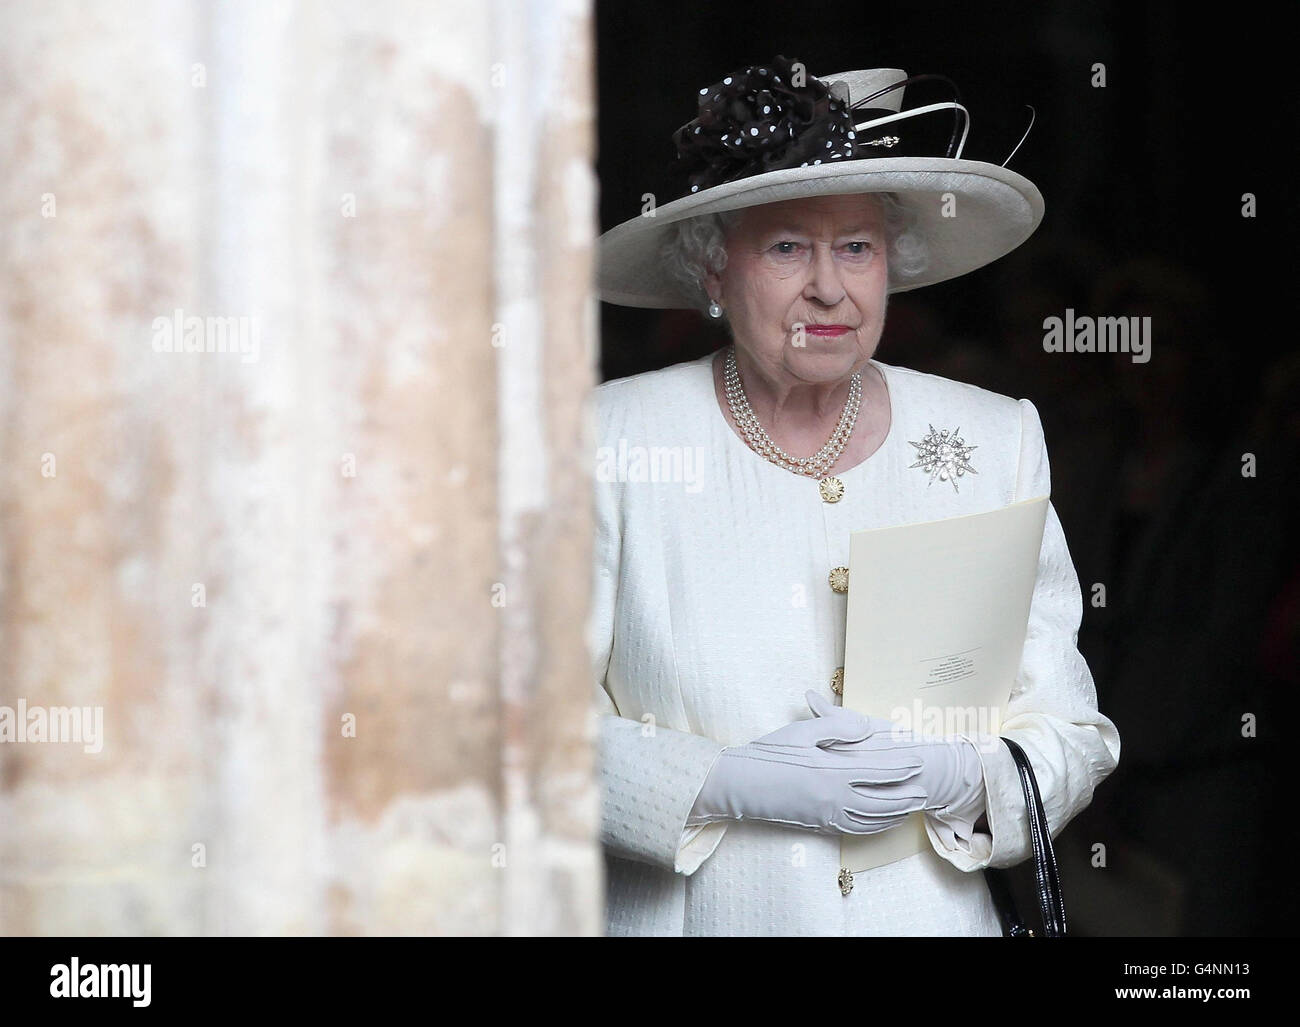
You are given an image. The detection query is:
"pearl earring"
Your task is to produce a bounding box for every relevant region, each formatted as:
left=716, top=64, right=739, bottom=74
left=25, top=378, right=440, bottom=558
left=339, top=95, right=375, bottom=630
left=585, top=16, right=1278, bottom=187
left=708, top=300, right=723, bottom=319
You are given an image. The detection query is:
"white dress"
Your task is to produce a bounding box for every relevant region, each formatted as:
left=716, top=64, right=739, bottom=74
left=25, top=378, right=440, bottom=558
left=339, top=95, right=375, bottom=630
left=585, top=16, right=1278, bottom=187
left=589, top=352, right=1121, bottom=936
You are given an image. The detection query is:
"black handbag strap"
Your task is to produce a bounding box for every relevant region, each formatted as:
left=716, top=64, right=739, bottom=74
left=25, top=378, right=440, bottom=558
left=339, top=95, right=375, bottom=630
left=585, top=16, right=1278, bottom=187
left=988, top=736, right=1067, bottom=937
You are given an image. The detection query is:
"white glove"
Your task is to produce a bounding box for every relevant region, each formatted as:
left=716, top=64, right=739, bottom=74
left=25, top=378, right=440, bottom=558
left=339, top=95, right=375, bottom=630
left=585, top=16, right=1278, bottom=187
left=687, top=691, right=987, bottom=839
left=687, top=695, right=931, bottom=835
left=775, top=690, right=989, bottom=844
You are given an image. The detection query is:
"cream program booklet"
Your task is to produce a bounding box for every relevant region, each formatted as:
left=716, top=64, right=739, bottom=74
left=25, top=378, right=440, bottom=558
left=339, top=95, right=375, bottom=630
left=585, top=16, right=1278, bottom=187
left=839, top=496, right=1050, bottom=875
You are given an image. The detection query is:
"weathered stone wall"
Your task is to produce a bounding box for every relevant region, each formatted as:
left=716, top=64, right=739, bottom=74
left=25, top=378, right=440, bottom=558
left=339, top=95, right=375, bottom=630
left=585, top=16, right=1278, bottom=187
left=0, top=0, right=599, bottom=935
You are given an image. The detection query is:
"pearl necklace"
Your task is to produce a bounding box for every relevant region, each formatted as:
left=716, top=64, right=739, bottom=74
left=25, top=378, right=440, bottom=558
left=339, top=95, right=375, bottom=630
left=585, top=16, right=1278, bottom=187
left=723, top=346, right=863, bottom=478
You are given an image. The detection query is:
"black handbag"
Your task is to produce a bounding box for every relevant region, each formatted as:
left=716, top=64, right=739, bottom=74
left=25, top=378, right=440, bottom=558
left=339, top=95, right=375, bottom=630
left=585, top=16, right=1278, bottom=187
left=983, top=736, right=1067, bottom=937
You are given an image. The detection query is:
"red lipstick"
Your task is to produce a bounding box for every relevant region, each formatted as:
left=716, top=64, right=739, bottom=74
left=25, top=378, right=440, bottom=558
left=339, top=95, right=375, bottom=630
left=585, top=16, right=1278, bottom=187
left=802, top=324, right=852, bottom=337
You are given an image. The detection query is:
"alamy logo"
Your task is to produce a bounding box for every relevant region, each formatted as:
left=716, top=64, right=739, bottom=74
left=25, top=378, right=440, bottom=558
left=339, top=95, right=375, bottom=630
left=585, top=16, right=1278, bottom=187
left=887, top=700, right=1003, bottom=754
left=50, top=958, right=151, bottom=1007
left=151, top=308, right=260, bottom=364
left=595, top=439, right=708, bottom=493
left=0, top=699, right=103, bottom=754
left=1042, top=308, right=1151, bottom=363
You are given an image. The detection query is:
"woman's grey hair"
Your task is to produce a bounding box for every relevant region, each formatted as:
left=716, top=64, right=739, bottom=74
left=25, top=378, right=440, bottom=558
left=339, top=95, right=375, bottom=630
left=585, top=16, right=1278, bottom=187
left=660, top=192, right=929, bottom=316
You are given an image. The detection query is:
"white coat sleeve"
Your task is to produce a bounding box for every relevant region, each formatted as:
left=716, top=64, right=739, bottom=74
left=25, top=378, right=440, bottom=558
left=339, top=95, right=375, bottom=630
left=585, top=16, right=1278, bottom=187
left=589, top=466, right=729, bottom=876
left=923, top=397, right=1122, bottom=870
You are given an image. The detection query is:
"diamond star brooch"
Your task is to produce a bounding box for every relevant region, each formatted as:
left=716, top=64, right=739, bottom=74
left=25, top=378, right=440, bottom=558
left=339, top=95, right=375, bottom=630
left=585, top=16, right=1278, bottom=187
left=908, top=424, right=978, bottom=493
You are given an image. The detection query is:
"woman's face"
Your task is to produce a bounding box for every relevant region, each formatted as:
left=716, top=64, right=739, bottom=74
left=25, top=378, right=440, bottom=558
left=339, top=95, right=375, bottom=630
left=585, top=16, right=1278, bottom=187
left=705, top=193, right=890, bottom=386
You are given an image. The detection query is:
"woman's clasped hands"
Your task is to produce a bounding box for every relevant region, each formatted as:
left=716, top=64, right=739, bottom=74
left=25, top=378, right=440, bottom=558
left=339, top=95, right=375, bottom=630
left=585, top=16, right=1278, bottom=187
left=687, top=690, right=988, bottom=838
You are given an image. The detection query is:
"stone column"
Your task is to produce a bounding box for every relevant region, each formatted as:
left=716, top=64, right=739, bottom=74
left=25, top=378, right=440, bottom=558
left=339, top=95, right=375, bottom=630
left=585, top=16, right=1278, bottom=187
left=0, top=0, right=599, bottom=936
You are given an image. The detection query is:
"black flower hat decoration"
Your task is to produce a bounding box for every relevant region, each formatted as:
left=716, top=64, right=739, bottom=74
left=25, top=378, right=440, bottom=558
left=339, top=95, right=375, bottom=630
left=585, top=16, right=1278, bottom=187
left=667, top=55, right=864, bottom=199
left=666, top=55, right=973, bottom=202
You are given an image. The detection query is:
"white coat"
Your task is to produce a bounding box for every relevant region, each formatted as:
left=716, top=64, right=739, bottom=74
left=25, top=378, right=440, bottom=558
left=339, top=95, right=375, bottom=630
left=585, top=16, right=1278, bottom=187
left=589, top=352, right=1121, bottom=936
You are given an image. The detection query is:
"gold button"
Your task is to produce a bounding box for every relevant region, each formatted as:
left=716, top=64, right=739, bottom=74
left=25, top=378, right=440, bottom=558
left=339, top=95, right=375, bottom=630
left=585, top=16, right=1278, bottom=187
left=828, top=566, right=849, bottom=593
left=830, top=667, right=844, bottom=695
left=819, top=476, right=844, bottom=503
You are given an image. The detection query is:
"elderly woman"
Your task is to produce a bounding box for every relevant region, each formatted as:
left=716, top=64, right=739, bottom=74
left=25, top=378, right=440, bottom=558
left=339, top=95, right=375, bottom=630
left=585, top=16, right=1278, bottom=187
left=590, top=57, right=1120, bottom=936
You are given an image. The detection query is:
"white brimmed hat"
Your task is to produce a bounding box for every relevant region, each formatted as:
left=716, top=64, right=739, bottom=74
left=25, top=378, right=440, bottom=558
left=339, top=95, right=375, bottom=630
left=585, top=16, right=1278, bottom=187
left=597, top=56, right=1044, bottom=308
